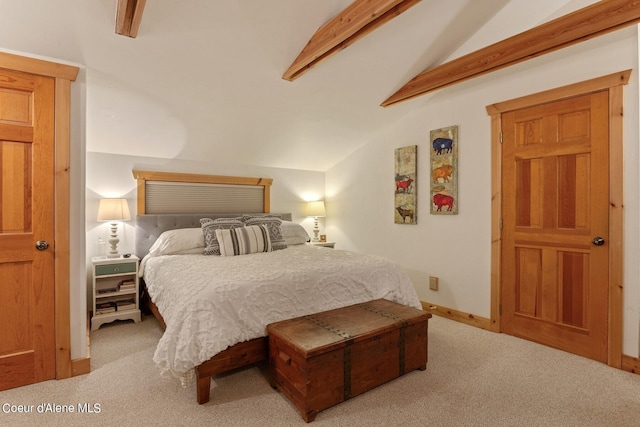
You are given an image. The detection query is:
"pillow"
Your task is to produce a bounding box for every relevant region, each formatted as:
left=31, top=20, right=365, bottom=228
left=215, top=224, right=272, bottom=256
left=284, top=235, right=308, bottom=246
left=169, top=247, right=205, bottom=255
left=243, top=215, right=287, bottom=251
left=242, top=214, right=283, bottom=221
left=280, top=221, right=310, bottom=240
left=200, top=217, right=244, bottom=255
left=148, top=228, right=204, bottom=257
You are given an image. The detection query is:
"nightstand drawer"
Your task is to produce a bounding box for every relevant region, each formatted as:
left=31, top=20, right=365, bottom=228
left=95, top=262, right=137, bottom=276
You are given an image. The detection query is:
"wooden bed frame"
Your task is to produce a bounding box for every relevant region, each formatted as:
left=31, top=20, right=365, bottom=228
left=132, top=170, right=279, bottom=404
left=147, top=299, right=268, bottom=404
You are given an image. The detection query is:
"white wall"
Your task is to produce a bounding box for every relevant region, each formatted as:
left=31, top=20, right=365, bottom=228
left=326, top=28, right=640, bottom=357
left=69, top=70, right=87, bottom=359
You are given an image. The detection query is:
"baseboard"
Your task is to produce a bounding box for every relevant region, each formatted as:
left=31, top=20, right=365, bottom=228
left=622, top=354, right=640, bottom=375
left=71, top=311, right=92, bottom=377
left=420, top=300, right=640, bottom=375
left=71, top=356, right=90, bottom=376
left=421, top=301, right=492, bottom=331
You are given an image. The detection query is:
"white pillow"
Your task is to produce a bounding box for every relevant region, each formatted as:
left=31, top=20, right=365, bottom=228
left=280, top=221, right=310, bottom=240
left=284, top=235, right=308, bottom=246
left=215, top=224, right=272, bottom=256
left=148, top=228, right=204, bottom=256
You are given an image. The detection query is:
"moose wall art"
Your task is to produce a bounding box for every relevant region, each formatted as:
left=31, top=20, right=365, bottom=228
left=430, top=125, right=458, bottom=215
left=394, top=145, right=417, bottom=224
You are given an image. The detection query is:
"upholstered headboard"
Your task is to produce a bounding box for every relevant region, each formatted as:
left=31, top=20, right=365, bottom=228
left=132, top=170, right=273, bottom=215
left=132, top=170, right=286, bottom=257
left=135, top=213, right=292, bottom=258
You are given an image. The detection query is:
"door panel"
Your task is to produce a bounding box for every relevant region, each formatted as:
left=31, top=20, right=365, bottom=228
left=502, top=91, right=609, bottom=362
left=0, top=69, right=55, bottom=391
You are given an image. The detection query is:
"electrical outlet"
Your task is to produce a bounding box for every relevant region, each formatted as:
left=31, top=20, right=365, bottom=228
left=429, top=276, right=439, bottom=291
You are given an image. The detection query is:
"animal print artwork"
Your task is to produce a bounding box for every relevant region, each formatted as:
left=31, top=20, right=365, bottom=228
left=394, top=145, right=417, bottom=224
left=430, top=126, right=458, bottom=214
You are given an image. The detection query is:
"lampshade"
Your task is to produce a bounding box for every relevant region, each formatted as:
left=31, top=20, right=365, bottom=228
left=97, top=198, right=131, bottom=222
left=305, top=201, right=326, bottom=218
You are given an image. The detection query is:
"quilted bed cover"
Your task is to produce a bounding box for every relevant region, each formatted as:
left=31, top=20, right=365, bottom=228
left=142, top=244, right=421, bottom=381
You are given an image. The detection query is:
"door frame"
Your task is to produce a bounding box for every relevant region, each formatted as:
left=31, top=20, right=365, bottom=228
left=0, top=51, right=79, bottom=379
left=486, top=70, right=630, bottom=368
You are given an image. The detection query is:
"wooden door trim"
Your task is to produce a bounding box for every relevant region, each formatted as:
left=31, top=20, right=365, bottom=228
left=0, top=51, right=79, bottom=379
left=608, top=83, right=625, bottom=367
left=486, top=70, right=630, bottom=367
left=0, top=50, right=78, bottom=80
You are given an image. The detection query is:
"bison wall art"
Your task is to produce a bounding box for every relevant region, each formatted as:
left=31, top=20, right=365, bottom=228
left=430, top=126, right=458, bottom=215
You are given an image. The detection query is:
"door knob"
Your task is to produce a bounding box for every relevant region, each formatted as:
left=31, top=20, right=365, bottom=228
left=35, top=240, right=49, bottom=251
left=592, top=237, right=605, bottom=246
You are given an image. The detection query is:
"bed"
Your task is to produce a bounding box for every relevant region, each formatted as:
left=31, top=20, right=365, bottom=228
left=132, top=170, right=422, bottom=404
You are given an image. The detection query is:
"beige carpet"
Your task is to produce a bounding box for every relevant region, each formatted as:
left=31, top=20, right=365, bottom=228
left=2, top=314, right=640, bottom=426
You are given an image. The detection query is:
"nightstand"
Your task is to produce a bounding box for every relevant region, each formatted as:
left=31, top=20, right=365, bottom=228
left=91, top=256, right=141, bottom=331
left=308, top=241, right=336, bottom=248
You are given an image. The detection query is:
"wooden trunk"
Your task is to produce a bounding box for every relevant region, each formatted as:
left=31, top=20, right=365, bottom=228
left=267, top=299, right=431, bottom=422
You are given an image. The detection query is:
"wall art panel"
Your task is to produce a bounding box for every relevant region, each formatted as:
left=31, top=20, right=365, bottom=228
left=394, top=145, right=417, bottom=224
left=430, top=126, right=458, bottom=215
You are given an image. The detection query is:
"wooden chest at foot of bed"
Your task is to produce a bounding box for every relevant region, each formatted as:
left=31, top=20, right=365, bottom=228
left=267, top=299, right=431, bottom=422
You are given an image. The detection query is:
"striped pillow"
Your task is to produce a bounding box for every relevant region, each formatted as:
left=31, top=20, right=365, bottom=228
left=200, top=217, right=244, bottom=255
left=215, top=225, right=272, bottom=256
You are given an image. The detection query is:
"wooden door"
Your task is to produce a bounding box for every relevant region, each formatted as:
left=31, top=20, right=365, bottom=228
left=0, top=68, right=56, bottom=390
left=501, top=91, right=609, bottom=362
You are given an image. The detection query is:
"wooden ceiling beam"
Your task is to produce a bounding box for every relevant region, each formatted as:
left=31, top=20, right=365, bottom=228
left=283, top=0, right=421, bottom=81
left=115, top=0, right=146, bottom=38
left=381, top=0, right=640, bottom=107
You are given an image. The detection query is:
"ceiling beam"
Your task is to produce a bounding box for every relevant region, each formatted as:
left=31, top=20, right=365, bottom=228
left=381, top=0, right=640, bottom=107
left=115, top=0, right=146, bottom=38
left=283, top=0, right=421, bottom=81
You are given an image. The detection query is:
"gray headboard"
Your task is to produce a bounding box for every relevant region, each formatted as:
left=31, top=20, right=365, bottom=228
left=135, top=213, right=292, bottom=258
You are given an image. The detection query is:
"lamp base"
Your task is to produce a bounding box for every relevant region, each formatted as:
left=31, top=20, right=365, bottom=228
left=312, top=217, right=320, bottom=242
left=107, top=222, right=120, bottom=258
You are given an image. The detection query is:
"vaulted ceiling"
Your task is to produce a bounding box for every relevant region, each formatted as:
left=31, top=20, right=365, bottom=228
left=0, top=0, right=604, bottom=171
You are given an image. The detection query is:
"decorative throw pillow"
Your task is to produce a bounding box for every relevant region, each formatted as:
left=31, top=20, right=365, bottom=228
left=200, top=217, right=244, bottom=255
left=215, top=224, right=272, bottom=256
left=243, top=215, right=287, bottom=251
left=241, top=214, right=283, bottom=221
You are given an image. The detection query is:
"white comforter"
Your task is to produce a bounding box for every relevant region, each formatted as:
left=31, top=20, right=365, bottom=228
left=143, top=244, right=421, bottom=380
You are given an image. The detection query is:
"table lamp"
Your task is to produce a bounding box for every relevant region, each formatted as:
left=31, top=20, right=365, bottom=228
left=305, top=201, right=325, bottom=242
left=97, top=198, right=131, bottom=258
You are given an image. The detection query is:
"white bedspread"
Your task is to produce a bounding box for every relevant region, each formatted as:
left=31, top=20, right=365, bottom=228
left=143, top=244, right=421, bottom=380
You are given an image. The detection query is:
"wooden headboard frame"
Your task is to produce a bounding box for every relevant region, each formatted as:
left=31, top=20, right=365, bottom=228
left=131, top=170, right=273, bottom=214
